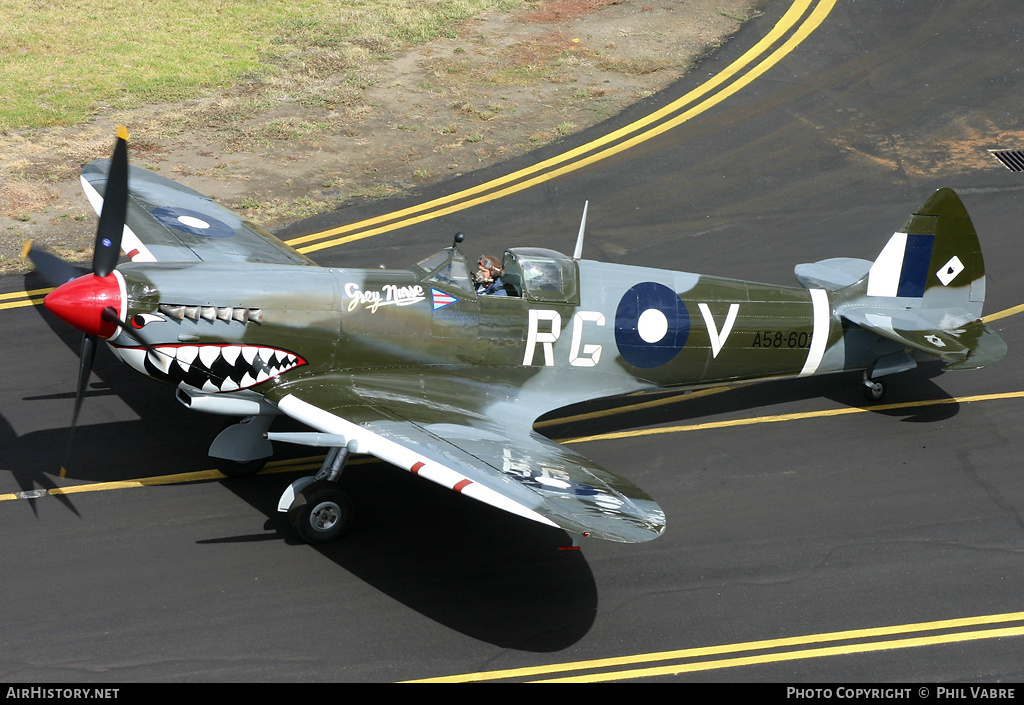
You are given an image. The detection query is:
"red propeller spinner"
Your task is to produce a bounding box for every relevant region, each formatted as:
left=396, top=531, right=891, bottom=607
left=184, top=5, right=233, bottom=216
left=43, top=272, right=124, bottom=339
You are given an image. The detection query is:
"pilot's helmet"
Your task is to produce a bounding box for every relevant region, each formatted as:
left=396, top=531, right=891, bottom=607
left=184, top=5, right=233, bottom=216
left=478, top=255, right=501, bottom=275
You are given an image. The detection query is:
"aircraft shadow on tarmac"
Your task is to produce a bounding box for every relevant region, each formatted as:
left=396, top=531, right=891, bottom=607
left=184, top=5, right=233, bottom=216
left=538, top=361, right=960, bottom=444
left=211, top=465, right=600, bottom=651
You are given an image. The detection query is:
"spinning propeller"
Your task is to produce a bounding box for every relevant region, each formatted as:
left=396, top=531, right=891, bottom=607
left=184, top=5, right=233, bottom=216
left=25, top=127, right=154, bottom=441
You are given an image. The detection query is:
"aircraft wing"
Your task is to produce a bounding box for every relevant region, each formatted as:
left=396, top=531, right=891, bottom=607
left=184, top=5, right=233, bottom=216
left=264, top=376, right=666, bottom=543
left=81, top=159, right=316, bottom=266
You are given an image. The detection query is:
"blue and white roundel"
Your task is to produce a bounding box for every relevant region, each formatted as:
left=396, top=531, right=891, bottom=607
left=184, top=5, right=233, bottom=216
left=615, top=282, right=690, bottom=368
left=151, top=207, right=235, bottom=239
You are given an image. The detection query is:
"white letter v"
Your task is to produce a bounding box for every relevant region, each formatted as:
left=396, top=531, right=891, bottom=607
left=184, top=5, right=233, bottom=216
left=698, top=303, right=739, bottom=358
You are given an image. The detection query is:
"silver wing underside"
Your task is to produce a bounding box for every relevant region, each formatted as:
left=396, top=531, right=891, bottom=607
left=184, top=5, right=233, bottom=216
left=267, top=377, right=665, bottom=543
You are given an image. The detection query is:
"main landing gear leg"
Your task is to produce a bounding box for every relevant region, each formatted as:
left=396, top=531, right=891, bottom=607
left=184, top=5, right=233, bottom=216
left=278, top=446, right=354, bottom=544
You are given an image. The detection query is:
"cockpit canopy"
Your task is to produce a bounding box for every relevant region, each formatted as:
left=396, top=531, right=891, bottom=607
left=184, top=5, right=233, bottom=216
left=501, top=248, right=579, bottom=304
left=411, top=245, right=579, bottom=304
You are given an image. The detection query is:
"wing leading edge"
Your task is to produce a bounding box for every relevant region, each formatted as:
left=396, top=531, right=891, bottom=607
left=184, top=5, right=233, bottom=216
left=267, top=379, right=665, bottom=543
left=81, top=159, right=315, bottom=266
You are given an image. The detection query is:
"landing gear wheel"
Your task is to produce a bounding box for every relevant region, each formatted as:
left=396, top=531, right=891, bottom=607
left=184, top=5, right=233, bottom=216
left=863, top=379, right=886, bottom=402
left=215, top=457, right=269, bottom=478
left=288, top=481, right=354, bottom=544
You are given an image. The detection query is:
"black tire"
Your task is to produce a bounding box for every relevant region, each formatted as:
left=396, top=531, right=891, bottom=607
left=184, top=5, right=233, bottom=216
left=215, top=457, right=269, bottom=478
left=288, top=482, right=354, bottom=544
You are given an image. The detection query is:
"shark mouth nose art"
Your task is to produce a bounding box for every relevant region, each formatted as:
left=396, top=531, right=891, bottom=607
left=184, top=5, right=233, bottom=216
left=114, top=344, right=306, bottom=392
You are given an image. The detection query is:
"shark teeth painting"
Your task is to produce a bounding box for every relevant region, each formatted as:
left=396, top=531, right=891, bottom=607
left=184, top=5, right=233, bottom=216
left=112, top=344, right=307, bottom=393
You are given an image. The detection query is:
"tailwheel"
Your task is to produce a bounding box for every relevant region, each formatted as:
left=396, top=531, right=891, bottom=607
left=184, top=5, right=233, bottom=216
left=863, top=378, right=886, bottom=402
left=288, top=481, right=354, bottom=544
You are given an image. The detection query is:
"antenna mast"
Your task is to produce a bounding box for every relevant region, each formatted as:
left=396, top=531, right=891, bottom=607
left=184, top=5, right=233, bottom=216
left=573, top=201, right=589, bottom=260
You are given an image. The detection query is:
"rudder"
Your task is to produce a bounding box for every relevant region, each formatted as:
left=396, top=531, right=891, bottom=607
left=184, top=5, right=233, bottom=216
left=865, top=188, right=985, bottom=316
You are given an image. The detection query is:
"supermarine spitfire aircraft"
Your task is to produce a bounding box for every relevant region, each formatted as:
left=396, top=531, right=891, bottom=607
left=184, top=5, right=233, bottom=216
left=26, top=130, right=1006, bottom=545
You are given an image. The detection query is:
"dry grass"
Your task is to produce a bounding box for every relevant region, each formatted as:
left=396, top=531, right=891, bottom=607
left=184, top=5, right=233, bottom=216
left=0, top=177, right=58, bottom=219
left=521, top=0, right=622, bottom=23
left=1, top=0, right=766, bottom=275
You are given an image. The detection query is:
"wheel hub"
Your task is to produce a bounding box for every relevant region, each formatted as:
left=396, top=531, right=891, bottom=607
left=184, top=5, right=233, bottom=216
left=310, top=501, right=340, bottom=531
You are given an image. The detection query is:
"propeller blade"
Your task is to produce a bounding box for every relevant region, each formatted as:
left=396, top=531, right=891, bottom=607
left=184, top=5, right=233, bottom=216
left=61, top=334, right=96, bottom=476
left=70, top=334, right=97, bottom=433
left=22, top=240, right=87, bottom=287
left=44, top=127, right=131, bottom=475
left=93, top=126, right=130, bottom=278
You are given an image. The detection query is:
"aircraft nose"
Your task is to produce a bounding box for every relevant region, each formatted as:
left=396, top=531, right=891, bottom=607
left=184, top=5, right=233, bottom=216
left=44, top=272, right=123, bottom=339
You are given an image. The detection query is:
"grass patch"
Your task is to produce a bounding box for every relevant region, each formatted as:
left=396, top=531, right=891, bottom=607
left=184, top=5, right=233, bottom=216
left=0, top=0, right=524, bottom=132
left=718, top=8, right=764, bottom=22
left=594, top=54, right=679, bottom=76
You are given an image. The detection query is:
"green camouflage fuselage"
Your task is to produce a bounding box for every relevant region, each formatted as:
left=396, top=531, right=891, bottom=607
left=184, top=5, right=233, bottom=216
left=106, top=251, right=895, bottom=423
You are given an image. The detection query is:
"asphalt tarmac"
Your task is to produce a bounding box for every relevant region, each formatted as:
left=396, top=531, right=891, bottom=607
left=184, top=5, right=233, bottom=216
left=3, top=0, right=1024, bottom=683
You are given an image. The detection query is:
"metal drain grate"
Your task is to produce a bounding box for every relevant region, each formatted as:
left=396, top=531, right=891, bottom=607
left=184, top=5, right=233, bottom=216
left=989, top=148, right=1024, bottom=172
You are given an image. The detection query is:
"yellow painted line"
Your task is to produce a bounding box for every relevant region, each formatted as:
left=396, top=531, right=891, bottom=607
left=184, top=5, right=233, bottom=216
left=538, top=625, right=1024, bottom=682
left=0, top=455, right=330, bottom=503
left=407, top=610, right=1024, bottom=682
left=984, top=303, right=1024, bottom=323
left=0, top=287, right=51, bottom=301
left=287, top=0, right=833, bottom=252
left=0, top=299, right=44, bottom=310
left=0, top=299, right=46, bottom=310
left=561, top=390, right=1024, bottom=445
left=50, top=473, right=219, bottom=495
left=0, top=455, right=382, bottom=503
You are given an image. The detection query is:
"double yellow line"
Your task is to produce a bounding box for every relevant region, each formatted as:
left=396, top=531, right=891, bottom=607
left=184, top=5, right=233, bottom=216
left=408, top=610, right=1024, bottom=682
left=285, top=0, right=838, bottom=254
left=0, top=287, right=50, bottom=310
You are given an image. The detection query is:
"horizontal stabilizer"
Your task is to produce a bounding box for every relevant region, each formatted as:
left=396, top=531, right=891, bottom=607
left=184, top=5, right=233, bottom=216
left=795, top=257, right=872, bottom=290
left=943, top=322, right=1008, bottom=370
left=841, top=308, right=1006, bottom=369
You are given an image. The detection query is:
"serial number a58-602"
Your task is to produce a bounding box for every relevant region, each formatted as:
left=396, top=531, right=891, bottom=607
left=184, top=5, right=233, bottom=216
left=751, top=330, right=812, bottom=349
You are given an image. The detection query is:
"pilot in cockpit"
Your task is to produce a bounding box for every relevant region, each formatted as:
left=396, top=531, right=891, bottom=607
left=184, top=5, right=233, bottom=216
left=475, top=255, right=508, bottom=296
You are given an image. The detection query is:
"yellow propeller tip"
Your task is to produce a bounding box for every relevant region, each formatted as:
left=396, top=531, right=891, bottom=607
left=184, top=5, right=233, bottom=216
left=117, top=125, right=129, bottom=141
left=21, top=239, right=33, bottom=259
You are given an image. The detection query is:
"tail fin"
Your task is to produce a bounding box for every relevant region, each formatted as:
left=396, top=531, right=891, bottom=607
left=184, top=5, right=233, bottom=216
left=864, top=188, right=985, bottom=312
left=832, top=189, right=1005, bottom=370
